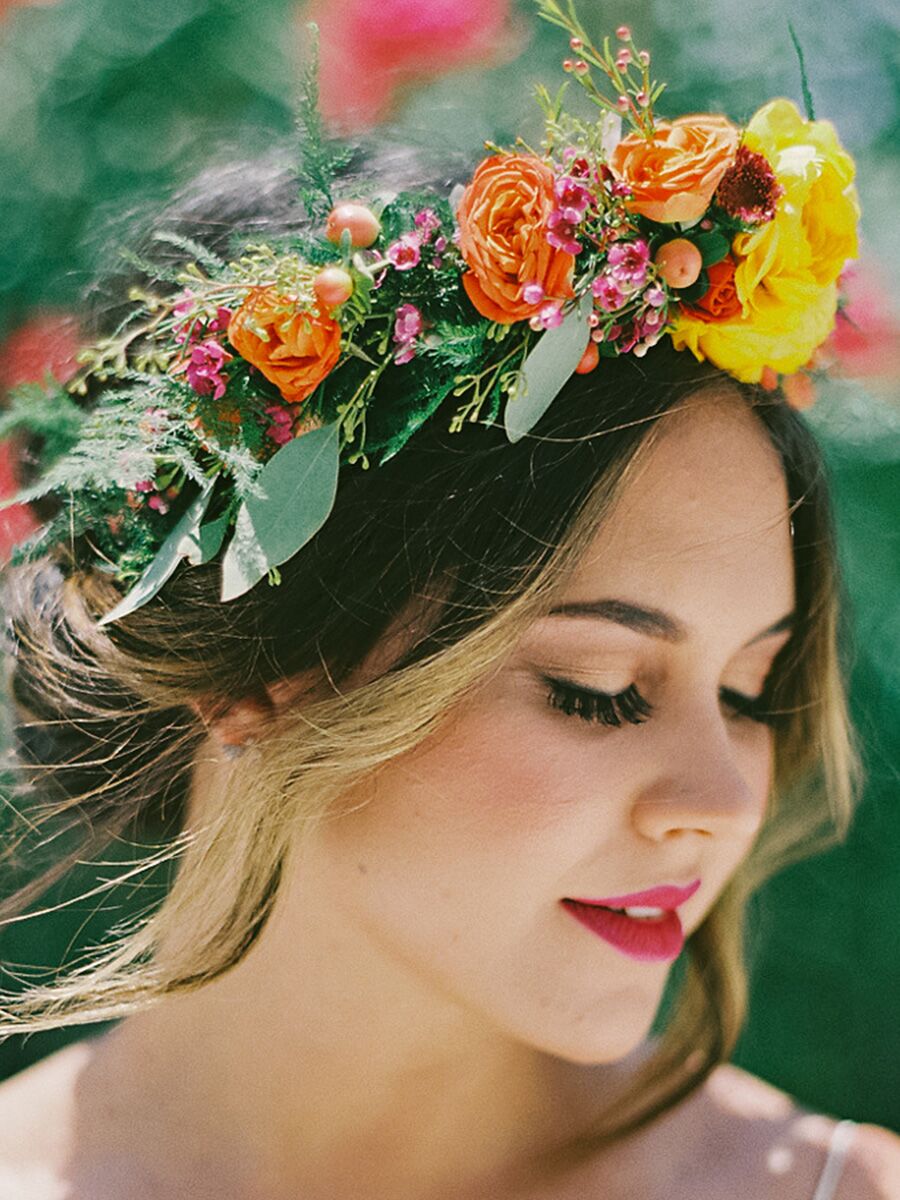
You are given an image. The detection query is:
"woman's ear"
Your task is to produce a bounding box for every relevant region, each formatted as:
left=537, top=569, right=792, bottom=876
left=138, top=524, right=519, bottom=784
left=189, top=673, right=321, bottom=753
left=190, top=692, right=275, bottom=752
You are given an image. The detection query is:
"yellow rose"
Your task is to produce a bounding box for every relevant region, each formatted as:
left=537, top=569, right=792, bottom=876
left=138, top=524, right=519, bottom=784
left=740, top=98, right=859, bottom=289
left=669, top=99, right=859, bottom=381
left=669, top=282, right=837, bottom=383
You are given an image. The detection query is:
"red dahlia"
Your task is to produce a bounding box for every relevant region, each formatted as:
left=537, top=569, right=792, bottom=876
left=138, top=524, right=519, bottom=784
left=714, top=145, right=784, bottom=225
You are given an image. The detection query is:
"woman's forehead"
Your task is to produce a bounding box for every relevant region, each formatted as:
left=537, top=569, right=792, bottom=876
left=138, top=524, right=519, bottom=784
left=557, top=393, right=795, bottom=641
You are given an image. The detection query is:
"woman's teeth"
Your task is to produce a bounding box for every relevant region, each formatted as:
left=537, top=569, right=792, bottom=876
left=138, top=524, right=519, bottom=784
left=609, top=905, right=667, bottom=919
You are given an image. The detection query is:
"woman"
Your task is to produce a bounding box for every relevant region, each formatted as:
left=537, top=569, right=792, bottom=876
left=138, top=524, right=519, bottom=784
left=0, top=13, right=898, bottom=1196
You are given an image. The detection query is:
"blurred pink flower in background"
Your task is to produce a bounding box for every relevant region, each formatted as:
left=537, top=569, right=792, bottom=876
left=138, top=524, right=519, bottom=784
left=305, top=0, right=517, bottom=130
left=826, top=261, right=900, bottom=385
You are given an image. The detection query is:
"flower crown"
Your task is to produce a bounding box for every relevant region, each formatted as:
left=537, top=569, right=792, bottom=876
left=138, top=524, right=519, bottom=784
left=1, top=2, right=860, bottom=623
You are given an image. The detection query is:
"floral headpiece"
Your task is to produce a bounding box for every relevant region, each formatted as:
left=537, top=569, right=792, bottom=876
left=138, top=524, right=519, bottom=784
left=1, top=1, right=860, bottom=623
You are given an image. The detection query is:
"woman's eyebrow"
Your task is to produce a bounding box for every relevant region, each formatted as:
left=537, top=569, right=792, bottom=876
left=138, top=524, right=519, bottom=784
left=546, top=598, right=796, bottom=646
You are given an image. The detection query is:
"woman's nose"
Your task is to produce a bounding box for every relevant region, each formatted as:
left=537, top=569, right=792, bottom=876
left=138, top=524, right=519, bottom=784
left=628, top=717, right=768, bottom=844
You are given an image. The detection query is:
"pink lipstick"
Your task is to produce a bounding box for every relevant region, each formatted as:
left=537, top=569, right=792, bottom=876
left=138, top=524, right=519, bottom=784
left=561, top=879, right=701, bottom=963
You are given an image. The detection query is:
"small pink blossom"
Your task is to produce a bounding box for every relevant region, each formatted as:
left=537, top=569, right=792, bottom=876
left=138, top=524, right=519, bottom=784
left=553, top=176, right=592, bottom=222
left=185, top=339, right=231, bottom=401
left=173, top=292, right=233, bottom=346
left=393, top=302, right=424, bottom=364
left=147, top=494, right=169, bottom=514
left=387, top=233, right=422, bottom=270
left=546, top=210, right=581, bottom=255
left=265, top=404, right=294, bottom=445
left=414, top=208, right=441, bottom=241
left=134, top=479, right=154, bottom=493
left=433, top=235, right=448, bottom=254
left=639, top=308, right=665, bottom=333
left=529, top=302, right=564, bottom=331
left=394, top=302, right=423, bottom=341
left=607, top=238, right=650, bottom=290
left=591, top=274, right=627, bottom=312
left=645, top=284, right=667, bottom=308
left=521, top=282, right=545, bottom=305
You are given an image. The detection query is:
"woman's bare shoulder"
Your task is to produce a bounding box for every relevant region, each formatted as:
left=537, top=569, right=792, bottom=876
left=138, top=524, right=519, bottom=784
left=0, top=1039, right=97, bottom=1199
left=686, top=1063, right=900, bottom=1200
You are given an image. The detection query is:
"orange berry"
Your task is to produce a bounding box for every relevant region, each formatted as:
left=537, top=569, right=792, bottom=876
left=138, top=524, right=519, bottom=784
left=313, top=266, right=354, bottom=310
left=575, top=339, right=600, bottom=374
left=325, top=202, right=381, bottom=248
left=653, top=238, right=703, bottom=289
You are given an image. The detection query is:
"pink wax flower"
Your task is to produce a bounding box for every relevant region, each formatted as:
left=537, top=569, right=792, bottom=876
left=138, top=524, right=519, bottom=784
left=265, top=404, right=294, bottom=446
left=645, top=284, right=667, bottom=308
left=414, top=208, right=441, bottom=241
left=185, top=340, right=231, bottom=401
left=591, top=274, right=627, bottom=312
left=529, top=302, right=564, bottom=331
left=546, top=210, right=581, bottom=255
left=607, top=239, right=650, bottom=289
left=147, top=494, right=169, bottom=514
left=307, top=0, right=514, bottom=131
left=208, top=306, right=233, bottom=333
left=521, top=282, right=545, bottom=305
left=387, top=233, right=422, bottom=270
left=393, top=302, right=424, bottom=364
left=553, top=175, right=592, bottom=222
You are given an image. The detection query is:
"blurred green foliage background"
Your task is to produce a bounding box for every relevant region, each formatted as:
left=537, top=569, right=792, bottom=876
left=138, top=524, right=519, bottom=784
left=0, top=0, right=897, bottom=1131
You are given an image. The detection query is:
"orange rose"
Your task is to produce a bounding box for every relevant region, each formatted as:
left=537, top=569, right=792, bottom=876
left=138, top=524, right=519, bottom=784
left=227, top=287, right=342, bottom=404
left=610, top=114, right=740, bottom=224
left=682, top=256, right=743, bottom=323
left=456, top=153, right=575, bottom=324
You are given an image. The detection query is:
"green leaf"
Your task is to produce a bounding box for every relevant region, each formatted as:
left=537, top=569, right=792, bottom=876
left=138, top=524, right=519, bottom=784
left=693, top=230, right=731, bottom=267
left=504, top=296, right=592, bottom=444
left=677, top=269, right=710, bottom=305
left=97, top=481, right=215, bottom=627
left=185, top=512, right=230, bottom=567
left=220, top=423, right=340, bottom=602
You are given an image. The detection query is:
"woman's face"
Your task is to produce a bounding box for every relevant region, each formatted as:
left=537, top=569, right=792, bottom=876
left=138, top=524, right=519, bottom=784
left=300, top=388, right=796, bottom=1064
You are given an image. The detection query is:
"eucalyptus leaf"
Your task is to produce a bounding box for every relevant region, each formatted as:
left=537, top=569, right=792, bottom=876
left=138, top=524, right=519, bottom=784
left=97, top=481, right=214, bottom=627
left=504, top=295, right=592, bottom=444
left=220, top=423, right=340, bottom=602
left=185, top=512, right=230, bottom=567
left=694, top=230, right=731, bottom=267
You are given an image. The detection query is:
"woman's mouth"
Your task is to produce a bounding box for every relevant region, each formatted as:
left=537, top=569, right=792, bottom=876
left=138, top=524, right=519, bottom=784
left=560, top=880, right=700, bottom=963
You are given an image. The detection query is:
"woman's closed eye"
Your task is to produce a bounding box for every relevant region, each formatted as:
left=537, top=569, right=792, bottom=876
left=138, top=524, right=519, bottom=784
left=543, top=676, right=786, bottom=729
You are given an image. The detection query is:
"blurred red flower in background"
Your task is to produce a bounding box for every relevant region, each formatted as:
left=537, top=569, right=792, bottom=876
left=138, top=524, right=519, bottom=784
left=0, top=311, right=80, bottom=560
left=305, top=0, right=518, bottom=130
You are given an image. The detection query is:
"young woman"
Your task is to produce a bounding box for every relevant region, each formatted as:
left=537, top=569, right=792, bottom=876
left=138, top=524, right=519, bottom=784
left=0, top=14, right=898, bottom=1196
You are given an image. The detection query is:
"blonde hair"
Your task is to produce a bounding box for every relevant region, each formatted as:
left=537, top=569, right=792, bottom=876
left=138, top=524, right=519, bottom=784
left=0, top=353, right=861, bottom=1157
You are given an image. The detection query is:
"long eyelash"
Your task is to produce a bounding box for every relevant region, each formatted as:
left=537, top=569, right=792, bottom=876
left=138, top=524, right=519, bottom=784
left=719, top=687, right=787, bottom=729
left=545, top=678, right=653, bottom=727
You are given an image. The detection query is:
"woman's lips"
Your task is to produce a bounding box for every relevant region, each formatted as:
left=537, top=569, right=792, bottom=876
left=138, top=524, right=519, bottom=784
left=561, top=879, right=701, bottom=963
